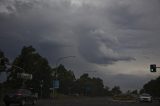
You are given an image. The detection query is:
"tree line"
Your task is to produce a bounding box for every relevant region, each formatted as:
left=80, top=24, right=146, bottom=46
left=140, top=76, right=160, bottom=97
left=1, top=46, right=124, bottom=98
left=2, top=46, right=160, bottom=98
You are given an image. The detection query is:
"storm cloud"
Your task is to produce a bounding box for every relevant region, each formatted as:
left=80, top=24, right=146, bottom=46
left=0, top=0, right=160, bottom=91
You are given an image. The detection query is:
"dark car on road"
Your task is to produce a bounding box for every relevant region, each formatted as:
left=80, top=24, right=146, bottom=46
left=3, top=89, right=37, bottom=106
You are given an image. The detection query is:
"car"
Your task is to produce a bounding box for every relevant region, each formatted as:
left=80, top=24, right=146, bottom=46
left=3, top=89, right=37, bottom=106
left=138, top=93, right=152, bottom=103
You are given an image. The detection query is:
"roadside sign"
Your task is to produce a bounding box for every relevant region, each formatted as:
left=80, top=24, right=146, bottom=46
left=0, top=72, right=7, bottom=83
left=17, top=73, right=32, bottom=80
left=53, top=80, right=59, bottom=89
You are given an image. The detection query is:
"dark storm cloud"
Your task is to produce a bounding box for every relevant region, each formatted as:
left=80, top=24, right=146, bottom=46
left=0, top=0, right=136, bottom=65
left=77, top=27, right=135, bottom=65
left=0, top=0, right=159, bottom=66
left=0, top=0, right=72, bottom=60
left=1, top=0, right=160, bottom=90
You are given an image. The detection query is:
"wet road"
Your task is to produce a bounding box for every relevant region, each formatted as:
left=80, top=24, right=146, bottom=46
left=37, top=97, right=159, bottom=106
left=1, top=97, right=160, bottom=106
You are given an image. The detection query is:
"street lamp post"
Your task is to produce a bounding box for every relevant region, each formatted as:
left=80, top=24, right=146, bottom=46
left=40, top=80, right=43, bottom=98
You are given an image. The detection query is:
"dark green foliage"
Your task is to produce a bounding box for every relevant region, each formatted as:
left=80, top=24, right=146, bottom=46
left=104, top=86, right=111, bottom=96
left=1, top=46, right=116, bottom=97
left=53, top=64, right=76, bottom=94
left=141, top=76, right=160, bottom=97
left=131, top=90, right=138, bottom=95
left=0, top=51, right=10, bottom=101
left=7, top=46, right=52, bottom=97
left=110, top=86, right=122, bottom=95
left=72, top=73, right=105, bottom=96
left=0, top=50, right=9, bottom=72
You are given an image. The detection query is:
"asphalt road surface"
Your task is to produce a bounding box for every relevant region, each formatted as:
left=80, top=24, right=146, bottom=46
left=1, top=97, right=160, bottom=106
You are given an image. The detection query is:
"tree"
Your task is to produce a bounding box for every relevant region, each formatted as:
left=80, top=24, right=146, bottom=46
left=72, top=73, right=92, bottom=96
left=131, top=90, right=138, bottom=95
left=141, top=76, right=160, bottom=97
left=111, top=86, right=122, bottom=95
left=72, top=73, right=105, bottom=96
left=53, top=64, right=76, bottom=94
left=91, top=77, right=104, bottom=96
left=0, top=50, right=9, bottom=100
left=8, top=46, right=52, bottom=97
left=0, top=50, right=9, bottom=72
left=104, top=86, right=111, bottom=96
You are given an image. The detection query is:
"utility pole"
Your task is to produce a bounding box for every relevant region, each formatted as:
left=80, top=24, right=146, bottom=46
left=40, top=80, right=43, bottom=98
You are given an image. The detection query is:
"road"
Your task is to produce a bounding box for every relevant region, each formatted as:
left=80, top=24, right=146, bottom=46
left=1, top=97, right=160, bottom=106
left=35, top=97, right=160, bottom=106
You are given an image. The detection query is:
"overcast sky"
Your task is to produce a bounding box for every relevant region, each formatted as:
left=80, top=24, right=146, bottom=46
left=0, top=0, right=160, bottom=91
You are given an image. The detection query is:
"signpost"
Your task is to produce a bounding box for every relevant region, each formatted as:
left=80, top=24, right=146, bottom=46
left=17, top=73, right=32, bottom=80
left=53, top=80, right=59, bottom=89
left=40, top=80, right=43, bottom=98
left=52, top=80, right=59, bottom=99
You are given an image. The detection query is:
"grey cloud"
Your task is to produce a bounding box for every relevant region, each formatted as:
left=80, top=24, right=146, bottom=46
left=0, top=0, right=135, bottom=65
left=0, top=0, right=37, bottom=15
left=102, top=73, right=154, bottom=91
left=77, top=27, right=135, bottom=65
left=0, top=0, right=160, bottom=90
